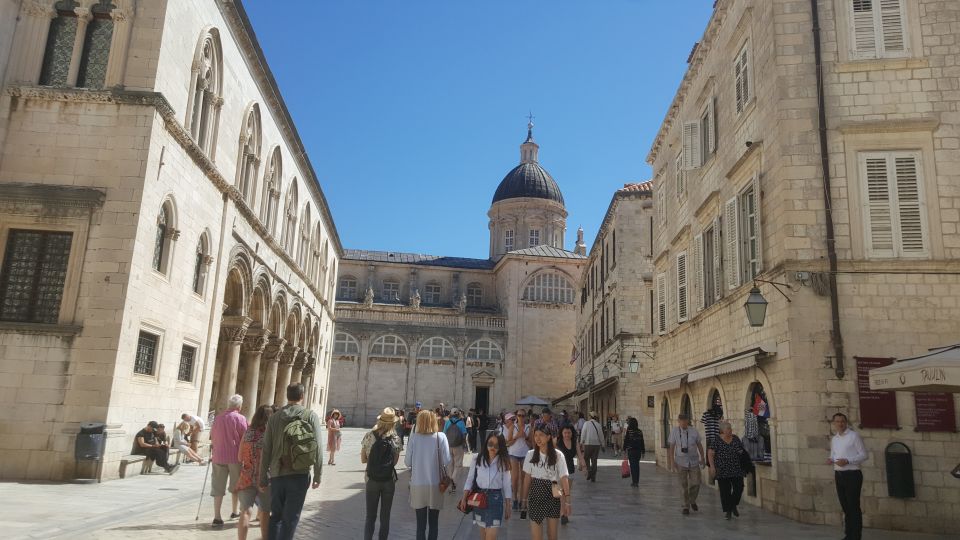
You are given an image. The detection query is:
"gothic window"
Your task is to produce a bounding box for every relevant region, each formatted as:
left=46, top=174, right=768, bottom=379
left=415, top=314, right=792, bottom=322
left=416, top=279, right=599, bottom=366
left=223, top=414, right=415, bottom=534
left=76, top=1, right=116, bottom=89
left=0, top=229, right=73, bottom=324
left=177, top=344, right=196, bottom=382
left=192, top=234, right=210, bottom=295
left=319, top=239, right=329, bottom=291
left=370, top=335, right=407, bottom=357
left=281, top=182, right=299, bottom=254
left=424, top=282, right=441, bottom=304
left=236, top=104, right=262, bottom=205
left=466, top=283, right=483, bottom=307
left=187, top=30, right=223, bottom=157
left=466, top=339, right=503, bottom=361
left=504, top=229, right=514, bottom=252
left=134, top=330, right=159, bottom=376
left=152, top=200, right=176, bottom=274
left=382, top=281, right=400, bottom=302
left=260, top=147, right=282, bottom=233
left=298, top=204, right=311, bottom=269
left=418, top=337, right=455, bottom=359
left=39, top=1, right=80, bottom=87
left=333, top=332, right=359, bottom=354
left=522, top=272, right=574, bottom=304
left=338, top=277, right=357, bottom=300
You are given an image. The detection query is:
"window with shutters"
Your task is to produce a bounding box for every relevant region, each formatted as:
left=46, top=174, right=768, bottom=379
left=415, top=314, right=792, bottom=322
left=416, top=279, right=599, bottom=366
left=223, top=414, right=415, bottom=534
left=702, top=225, right=718, bottom=308
left=424, top=282, right=441, bottom=304
left=177, top=344, right=197, bottom=382
left=682, top=121, right=701, bottom=171
left=382, top=280, right=400, bottom=301
left=700, top=98, right=717, bottom=161
left=734, top=42, right=751, bottom=115
left=724, top=197, right=741, bottom=290
left=504, top=229, right=514, bottom=252
left=675, top=152, right=686, bottom=198
left=676, top=252, right=688, bottom=323
left=657, top=186, right=667, bottom=227
left=338, top=277, right=358, bottom=300
left=134, top=330, right=160, bottom=376
left=738, top=184, right=761, bottom=282
left=656, top=273, right=667, bottom=335
left=849, top=0, right=908, bottom=59
left=859, top=152, right=927, bottom=258
left=0, top=229, right=73, bottom=324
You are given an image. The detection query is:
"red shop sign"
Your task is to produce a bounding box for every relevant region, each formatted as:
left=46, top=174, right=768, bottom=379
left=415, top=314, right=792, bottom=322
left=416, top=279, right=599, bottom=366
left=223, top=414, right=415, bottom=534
left=856, top=357, right=899, bottom=430
left=914, top=393, right=957, bottom=433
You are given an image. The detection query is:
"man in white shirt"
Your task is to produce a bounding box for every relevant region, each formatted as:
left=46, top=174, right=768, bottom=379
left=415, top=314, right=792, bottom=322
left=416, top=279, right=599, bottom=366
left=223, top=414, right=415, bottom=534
left=828, top=412, right=868, bottom=540
left=668, top=414, right=705, bottom=515
left=180, top=413, right=205, bottom=453
left=578, top=411, right=605, bottom=482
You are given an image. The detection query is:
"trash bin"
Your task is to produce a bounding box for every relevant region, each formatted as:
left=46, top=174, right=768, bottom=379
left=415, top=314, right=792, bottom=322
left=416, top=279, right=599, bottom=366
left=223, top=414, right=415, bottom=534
left=885, top=442, right=915, bottom=498
left=75, top=422, right=106, bottom=461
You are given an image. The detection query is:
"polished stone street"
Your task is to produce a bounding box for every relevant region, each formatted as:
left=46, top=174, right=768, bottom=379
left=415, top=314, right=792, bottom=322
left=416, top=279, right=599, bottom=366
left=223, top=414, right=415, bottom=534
left=1, top=428, right=951, bottom=540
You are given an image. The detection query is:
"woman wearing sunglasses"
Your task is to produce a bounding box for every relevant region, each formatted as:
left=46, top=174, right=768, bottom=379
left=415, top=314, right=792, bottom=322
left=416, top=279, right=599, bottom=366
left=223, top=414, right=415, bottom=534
left=458, top=433, right=512, bottom=538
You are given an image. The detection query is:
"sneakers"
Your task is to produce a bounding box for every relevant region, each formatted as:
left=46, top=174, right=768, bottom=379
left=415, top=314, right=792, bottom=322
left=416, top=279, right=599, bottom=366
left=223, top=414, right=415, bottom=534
left=212, top=518, right=224, bottom=527
left=167, top=464, right=180, bottom=475
left=229, top=512, right=240, bottom=519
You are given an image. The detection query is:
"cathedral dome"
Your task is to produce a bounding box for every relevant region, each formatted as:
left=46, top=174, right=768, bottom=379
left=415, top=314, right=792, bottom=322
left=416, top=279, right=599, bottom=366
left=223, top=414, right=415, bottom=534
left=492, top=162, right=564, bottom=205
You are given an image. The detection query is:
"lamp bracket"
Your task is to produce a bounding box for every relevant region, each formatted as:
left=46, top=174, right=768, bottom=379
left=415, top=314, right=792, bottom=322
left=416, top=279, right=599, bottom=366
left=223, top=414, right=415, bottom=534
left=753, top=279, right=794, bottom=302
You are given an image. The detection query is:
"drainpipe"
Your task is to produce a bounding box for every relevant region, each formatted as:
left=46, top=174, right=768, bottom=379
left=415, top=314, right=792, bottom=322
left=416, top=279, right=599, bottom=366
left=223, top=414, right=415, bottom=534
left=810, top=0, right=846, bottom=379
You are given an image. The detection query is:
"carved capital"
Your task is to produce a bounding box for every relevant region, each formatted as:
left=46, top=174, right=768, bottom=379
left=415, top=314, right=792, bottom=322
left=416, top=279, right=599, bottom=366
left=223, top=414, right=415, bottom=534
left=242, top=329, right=271, bottom=354
left=73, top=7, right=92, bottom=21
left=219, top=316, right=252, bottom=343
left=110, top=8, right=132, bottom=22
left=293, top=351, right=308, bottom=371
left=263, top=337, right=287, bottom=362
left=164, top=227, right=181, bottom=240
left=203, top=255, right=214, bottom=267
left=213, top=96, right=225, bottom=107
left=279, top=346, right=300, bottom=366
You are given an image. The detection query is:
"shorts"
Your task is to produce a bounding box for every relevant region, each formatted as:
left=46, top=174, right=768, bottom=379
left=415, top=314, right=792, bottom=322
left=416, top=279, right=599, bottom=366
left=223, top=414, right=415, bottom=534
left=238, top=485, right=271, bottom=513
left=510, top=455, right=525, bottom=463
left=210, top=463, right=241, bottom=497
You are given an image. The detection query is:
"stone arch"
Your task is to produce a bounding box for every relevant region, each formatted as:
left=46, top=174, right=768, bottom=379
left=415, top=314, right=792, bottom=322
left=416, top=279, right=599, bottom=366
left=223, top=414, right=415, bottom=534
left=185, top=26, right=223, bottom=157
left=418, top=336, right=456, bottom=359
left=370, top=334, right=408, bottom=357
left=465, top=339, right=503, bottom=361
left=333, top=331, right=360, bottom=355
left=285, top=304, right=302, bottom=345
left=248, top=276, right=271, bottom=328
left=152, top=196, right=179, bottom=275
left=521, top=268, right=576, bottom=304
left=660, top=395, right=673, bottom=449
left=235, top=101, right=262, bottom=206
left=281, top=180, right=299, bottom=254
left=192, top=229, right=213, bottom=295
left=260, top=146, right=283, bottom=234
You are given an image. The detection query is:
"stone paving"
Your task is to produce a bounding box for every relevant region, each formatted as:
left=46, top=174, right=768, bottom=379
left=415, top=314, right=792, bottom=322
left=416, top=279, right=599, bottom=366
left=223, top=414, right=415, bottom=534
left=1, top=428, right=952, bottom=540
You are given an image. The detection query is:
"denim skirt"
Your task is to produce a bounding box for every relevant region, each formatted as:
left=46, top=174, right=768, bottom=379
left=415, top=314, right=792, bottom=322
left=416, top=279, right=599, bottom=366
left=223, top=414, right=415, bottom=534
left=472, top=488, right=505, bottom=528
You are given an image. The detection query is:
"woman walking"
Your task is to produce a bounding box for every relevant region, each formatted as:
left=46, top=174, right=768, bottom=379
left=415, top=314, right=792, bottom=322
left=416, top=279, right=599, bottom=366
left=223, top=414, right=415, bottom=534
left=405, top=410, right=451, bottom=540
left=361, top=407, right=402, bottom=540
left=501, top=412, right=529, bottom=511
left=520, top=425, right=571, bottom=540
left=555, top=425, right=583, bottom=525
left=327, top=409, right=342, bottom=465
left=623, top=417, right=646, bottom=487
left=707, top=420, right=748, bottom=519
left=458, top=433, right=512, bottom=538
left=235, top=404, right=275, bottom=540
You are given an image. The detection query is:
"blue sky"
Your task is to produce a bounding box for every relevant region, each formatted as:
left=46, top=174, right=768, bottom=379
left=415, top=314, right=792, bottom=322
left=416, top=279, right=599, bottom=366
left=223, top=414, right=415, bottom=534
left=244, top=1, right=714, bottom=257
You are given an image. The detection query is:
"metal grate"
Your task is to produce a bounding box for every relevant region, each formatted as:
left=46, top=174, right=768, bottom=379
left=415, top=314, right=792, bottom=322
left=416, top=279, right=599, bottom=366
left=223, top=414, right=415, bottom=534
left=39, top=4, right=79, bottom=86
left=134, top=331, right=159, bottom=375
left=76, top=14, right=114, bottom=89
left=177, top=344, right=196, bottom=382
left=0, top=230, right=73, bottom=323
left=153, top=210, right=167, bottom=271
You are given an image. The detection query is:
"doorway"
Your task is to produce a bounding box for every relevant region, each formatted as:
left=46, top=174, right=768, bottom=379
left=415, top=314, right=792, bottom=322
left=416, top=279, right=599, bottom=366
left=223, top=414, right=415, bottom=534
left=474, top=386, right=490, bottom=414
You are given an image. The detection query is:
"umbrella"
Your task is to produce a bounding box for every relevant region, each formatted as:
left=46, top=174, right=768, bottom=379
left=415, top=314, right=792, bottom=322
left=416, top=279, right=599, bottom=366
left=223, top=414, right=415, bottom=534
left=516, top=395, right=550, bottom=406
left=868, top=345, right=960, bottom=393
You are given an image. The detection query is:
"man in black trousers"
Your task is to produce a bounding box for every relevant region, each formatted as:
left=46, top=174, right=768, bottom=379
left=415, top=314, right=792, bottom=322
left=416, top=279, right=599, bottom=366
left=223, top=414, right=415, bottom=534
left=828, top=412, right=868, bottom=540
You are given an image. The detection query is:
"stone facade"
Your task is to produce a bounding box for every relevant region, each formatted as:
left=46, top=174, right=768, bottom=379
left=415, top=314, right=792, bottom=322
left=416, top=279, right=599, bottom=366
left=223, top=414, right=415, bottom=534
left=644, top=0, right=959, bottom=534
left=569, top=182, right=657, bottom=436
left=0, top=0, right=340, bottom=481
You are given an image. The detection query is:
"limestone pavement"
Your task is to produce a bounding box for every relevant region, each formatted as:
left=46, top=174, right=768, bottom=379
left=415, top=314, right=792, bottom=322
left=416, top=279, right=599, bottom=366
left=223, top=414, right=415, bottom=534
left=0, top=428, right=951, bottom=540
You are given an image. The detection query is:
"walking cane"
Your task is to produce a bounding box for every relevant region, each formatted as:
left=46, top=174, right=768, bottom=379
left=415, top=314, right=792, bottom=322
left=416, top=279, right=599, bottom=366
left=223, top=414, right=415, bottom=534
left=195, top=457, right=212, bottom=521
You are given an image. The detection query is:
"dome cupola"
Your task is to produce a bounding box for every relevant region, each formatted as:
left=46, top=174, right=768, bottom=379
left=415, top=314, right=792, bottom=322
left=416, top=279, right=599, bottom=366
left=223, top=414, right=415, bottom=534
left=491, top=121, right=564, bottom=205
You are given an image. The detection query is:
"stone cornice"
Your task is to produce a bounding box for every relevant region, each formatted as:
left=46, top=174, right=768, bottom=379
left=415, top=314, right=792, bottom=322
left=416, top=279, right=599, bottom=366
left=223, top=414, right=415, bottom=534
left=0, top=182, right=105, bottom=218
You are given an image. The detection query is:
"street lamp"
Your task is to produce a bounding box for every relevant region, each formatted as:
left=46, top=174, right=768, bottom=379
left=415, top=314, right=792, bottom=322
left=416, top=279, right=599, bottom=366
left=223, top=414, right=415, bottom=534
left=601, top=365, right=610, bottom=379
left=628, top=352, right=640, bottom=373
left=744, top=286, right=768, bottom=327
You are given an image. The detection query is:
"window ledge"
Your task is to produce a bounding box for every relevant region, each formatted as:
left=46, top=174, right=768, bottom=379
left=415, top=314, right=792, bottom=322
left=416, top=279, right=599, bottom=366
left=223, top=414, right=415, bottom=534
left=0, top=321, right=82, bottom=336
left=834, top=56, right=926, bottom=73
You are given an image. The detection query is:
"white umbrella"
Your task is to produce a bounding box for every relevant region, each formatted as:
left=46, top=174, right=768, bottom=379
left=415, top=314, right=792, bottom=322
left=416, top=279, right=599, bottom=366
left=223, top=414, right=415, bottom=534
left=516, top=395, right=550, bottom=407
left=868, top=345, right=960, bottom=393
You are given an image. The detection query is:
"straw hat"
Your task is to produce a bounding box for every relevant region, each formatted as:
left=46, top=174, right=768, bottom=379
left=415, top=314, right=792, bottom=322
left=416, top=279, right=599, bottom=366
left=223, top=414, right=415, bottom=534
left=377, top=407, right=397, bottom=424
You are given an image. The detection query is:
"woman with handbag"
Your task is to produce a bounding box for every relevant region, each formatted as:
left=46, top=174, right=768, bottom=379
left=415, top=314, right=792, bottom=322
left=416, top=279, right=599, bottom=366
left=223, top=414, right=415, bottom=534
left=405, top=410, right=452, bottom=540
left=707, top=420, right=749, bottom=520
left=623, top=417, right=646, bottom=487
left=555, top=425, right=583, bottom=525
left=458, top=433, right=512, bottom=538
left=520, top=425, right=571, bottom=540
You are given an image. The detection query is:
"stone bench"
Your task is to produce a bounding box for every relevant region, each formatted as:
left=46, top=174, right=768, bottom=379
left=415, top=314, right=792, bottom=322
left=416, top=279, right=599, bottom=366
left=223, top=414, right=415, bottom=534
left=119, top=454, right=151, bottom=479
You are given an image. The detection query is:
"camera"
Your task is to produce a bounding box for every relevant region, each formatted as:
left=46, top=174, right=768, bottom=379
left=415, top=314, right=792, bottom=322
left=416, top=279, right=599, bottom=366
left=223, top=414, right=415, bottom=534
left=681, top=447, right=689, bottom=453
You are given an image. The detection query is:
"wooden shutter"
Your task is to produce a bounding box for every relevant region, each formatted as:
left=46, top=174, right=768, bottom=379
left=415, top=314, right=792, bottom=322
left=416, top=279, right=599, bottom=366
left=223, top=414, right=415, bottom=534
left=712, top=217, right=722, bottom=301
left=707, top=97, right=717, bottom=155
left=724, top=197, right=740, bottom=290
left=656, top=273, right=667, bottom=335
left=682, top=121, right=701, bottom=170
left=734, top=45, right=749, bottom=113
left=658, top=187, right=666, bottom=225
left=892, top=154, right=926, bottom=255
left=675, top=153, right=685, bottom=196
left=850, top=0, right=878, bottom=58
left=753, top=173, right=763, bottom=273
left=861, top=154, right=895, bottom=257
left=878, top=0, right=906, bottom=56
left=693, top=233, right=704, bottom=312
left=676, top=252, right=688, bottom=322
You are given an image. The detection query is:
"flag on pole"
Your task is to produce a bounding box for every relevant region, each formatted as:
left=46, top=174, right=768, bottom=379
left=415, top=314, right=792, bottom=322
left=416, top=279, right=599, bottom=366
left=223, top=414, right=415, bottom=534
left=570, top=345, right=579, bottom=365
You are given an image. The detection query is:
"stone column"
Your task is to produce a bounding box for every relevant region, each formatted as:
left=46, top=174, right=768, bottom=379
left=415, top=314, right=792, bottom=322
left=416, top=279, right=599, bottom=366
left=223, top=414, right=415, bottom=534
left=274, top=346, right=299, bottom=406
left=260, top=337, right=286, bottom=407
left=240, top=329, right=270, bottom=419
left=453, top=336, right=467, bottom=407
left=301, top=359, right=316, bottom=409
left=291, top=350, right=308, bottom=384
left=66, top=6, right=92, bottom=86
left=405, top=337, right=419, bottom=408
left=104, top=5, right=134, bottom=87
left=217, top=316, right=252, bottom=412
left=7, top=2, right=55, bottom=83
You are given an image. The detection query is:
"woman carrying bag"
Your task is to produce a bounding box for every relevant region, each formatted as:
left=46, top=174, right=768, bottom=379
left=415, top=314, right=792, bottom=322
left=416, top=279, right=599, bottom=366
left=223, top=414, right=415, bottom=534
left=623, top=417, right=646, bottom=487
left=520, top=425, right=571, bottom=540
left=458, top=433, right=512, bottom=539
left=405, top=410, right=451, bottom=540
left=707, top=420, right=750, bottom=520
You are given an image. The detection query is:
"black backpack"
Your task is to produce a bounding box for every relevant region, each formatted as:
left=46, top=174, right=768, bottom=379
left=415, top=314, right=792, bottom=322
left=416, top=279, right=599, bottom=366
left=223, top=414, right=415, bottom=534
left=367, top=432, right=396, bottom=481
left=445, top=419, right=465, bottom=447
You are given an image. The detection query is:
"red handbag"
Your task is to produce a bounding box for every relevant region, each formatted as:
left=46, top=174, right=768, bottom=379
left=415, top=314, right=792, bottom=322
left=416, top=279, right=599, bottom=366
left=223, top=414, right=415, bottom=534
left=621, top=458, right=630, bottom=479
left=460, top=459, right=488, bottom=514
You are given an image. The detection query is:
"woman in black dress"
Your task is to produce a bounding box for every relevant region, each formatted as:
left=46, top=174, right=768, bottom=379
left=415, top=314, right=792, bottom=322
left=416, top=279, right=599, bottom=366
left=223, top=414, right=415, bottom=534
left=555, top=425, right=584, bottom=525
left=707, top=420, right=748, bottom=519
left=520, top=425, right=571, bottom=540
left=622, top=417, right=646, bottom=487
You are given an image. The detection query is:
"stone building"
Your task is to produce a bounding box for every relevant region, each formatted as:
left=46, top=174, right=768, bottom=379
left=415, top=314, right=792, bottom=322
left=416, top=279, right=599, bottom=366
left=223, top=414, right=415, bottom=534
left=0, top=0, right=341, bottom=481
left=568, top=182, right=657, bottom=435
left=645, top=0, right=959, bottom=533
left=330, top=123, right=587, bottom=425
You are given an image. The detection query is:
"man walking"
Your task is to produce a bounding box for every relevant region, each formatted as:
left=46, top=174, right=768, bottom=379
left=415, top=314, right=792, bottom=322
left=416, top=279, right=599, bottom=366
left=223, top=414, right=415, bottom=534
left=668, top=414, right=705, bottom=515
left=209, top=394, right=248, bottom=526
left=829, top=412, right=868, bottom=540
left=579, top=411, right=605, bottom=482
left=443, top=408, right=468, bottom=492
left=260, top=383, right=323, bottom=540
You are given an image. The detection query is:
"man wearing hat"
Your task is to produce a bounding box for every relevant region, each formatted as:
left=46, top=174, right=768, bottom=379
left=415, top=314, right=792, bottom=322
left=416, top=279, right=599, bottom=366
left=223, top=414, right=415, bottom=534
left=578, top=411, right=605, bottom=482
left=133, top=420, right=179, bottom=474
left=668, top=413, right=705, bottom=515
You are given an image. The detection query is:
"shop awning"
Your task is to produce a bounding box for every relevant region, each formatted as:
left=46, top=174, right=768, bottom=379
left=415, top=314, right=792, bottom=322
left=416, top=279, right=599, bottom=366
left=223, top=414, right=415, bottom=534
left=687, top=346, right=771, bottom=383
left=591, top=376, right=618, bottom=394
left=647, top=374, right=686, bottom=393
left=869, top=345, right=960, bottom=392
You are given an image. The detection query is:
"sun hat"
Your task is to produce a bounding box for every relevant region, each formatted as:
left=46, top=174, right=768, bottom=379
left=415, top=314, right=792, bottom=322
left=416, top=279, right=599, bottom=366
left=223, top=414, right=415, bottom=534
left=377, top=407, right=397, bottom=424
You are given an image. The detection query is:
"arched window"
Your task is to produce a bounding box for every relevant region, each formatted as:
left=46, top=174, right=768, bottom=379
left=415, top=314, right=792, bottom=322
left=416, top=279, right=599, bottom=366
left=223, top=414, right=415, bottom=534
left=370, top=335, right=407, bottom=357
left=260, top=147, right=282, bottom=233
left=423, top=282, right=441, bottom=305
left=466, top=283, right=483, bottom=307
left=319, top=239, right=329, bottom=290
left=76, top=0, right=115, bottom=89
left=419, top=337, right=455, bottom=359
left=39, top=1, right=80, bottom=87
left=680, top=393, right=692, bottom=419
left=338, top=276, right=358, bottom=300
left=281, top=182, right=299, bottom=254
left=152, top=200, right=177, bottom=274
left=236, top=104, right=262, bottom=205
left=333, top=332, right=359, bottom=354
left=746, top=382, right=772, bottom=463
left=466, top=339, right=503, bottom=361
left=298, top=204, right=311, bottom=269
left=187, top=29, right=223, bottom=157
left=192, top=234, right=211, bottom=295
left=523, top=272, right=574, bottom=303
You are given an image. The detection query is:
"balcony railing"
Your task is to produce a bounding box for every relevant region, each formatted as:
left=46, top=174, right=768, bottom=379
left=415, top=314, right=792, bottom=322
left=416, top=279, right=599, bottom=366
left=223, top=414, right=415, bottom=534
left=335, top=305, right=506, bottom=330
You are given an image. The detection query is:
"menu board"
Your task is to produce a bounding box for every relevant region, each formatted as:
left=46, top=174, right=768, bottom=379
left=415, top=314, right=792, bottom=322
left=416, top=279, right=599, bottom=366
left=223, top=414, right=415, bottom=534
left=856, top=357, right=899, bottom=429
left=914, top=393, right=957, bottom=433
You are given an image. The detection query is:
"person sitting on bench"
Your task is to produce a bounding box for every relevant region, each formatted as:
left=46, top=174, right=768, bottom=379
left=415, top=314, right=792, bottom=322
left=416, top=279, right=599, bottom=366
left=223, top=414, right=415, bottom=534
left=174, top=421, right=206, bottom=465
left=134, top=421, right=180, bottom=474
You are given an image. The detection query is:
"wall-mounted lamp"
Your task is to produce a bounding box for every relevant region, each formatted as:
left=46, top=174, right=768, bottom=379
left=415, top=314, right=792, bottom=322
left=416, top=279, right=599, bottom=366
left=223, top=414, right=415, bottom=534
left=744, top=279, right=795, bottom=327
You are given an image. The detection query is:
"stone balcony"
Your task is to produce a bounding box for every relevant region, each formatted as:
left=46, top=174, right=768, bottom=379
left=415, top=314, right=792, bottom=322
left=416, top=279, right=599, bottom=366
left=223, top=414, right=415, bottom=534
left=335, top=303, right=507, bottom=331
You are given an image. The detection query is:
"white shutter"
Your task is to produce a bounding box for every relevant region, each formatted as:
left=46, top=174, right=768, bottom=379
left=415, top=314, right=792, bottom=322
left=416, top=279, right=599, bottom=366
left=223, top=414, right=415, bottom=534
left=861, top=154, right=895, bottom=257
left=850, top=0, right=878, bottom=59
left=656, top=273, right=667, bottom=335
left=675, top=153, right=685, bottom=196
left=892, top=154, right=927, bottom=256
left=707, top=97, right=717, bottom=155
left=682, top=121, right=701, bottom=170
left=753, top=173, right=763, bottom=273
left=724, top=197, right=741, bottom=290
left=657, top=188, right=666, bottom=225
left=878, top=0, right=906, bottom=56
left=734, top=45, right=750, bottom=113
left=693, top=233, right=704, bottom=312
left=712, top=217, right=722, bottom=301
left=676, top=252, right=688, bottom=323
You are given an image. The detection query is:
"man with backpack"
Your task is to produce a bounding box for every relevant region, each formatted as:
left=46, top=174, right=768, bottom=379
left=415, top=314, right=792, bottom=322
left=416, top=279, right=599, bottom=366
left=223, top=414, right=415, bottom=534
left=360, top=407, right=402, bottom=540
left=259, top=383, right=323, bottom=540
left=442, top=408, right=468, bottom=493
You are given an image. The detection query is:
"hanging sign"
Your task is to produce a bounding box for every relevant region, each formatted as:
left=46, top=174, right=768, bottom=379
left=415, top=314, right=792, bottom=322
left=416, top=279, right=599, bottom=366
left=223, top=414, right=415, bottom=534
left=914, top=392, right=957, bottom=433
left=856, top=357, right=899, bottom=429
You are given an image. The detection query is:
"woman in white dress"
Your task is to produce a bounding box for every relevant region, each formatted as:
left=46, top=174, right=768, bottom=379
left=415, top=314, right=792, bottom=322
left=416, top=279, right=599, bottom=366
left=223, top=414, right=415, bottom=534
left=405, top=409, right=451, bottom=540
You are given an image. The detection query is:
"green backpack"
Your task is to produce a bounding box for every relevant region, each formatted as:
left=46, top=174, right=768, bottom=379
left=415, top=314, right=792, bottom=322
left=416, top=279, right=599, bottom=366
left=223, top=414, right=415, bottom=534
left=281, top=411, right=317, bottom=472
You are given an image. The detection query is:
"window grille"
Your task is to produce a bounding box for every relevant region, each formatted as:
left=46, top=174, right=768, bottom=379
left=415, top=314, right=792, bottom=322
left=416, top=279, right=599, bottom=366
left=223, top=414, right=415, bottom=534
left=0, top=230, right=73, bottom=324
left=134, top=331, right=159, bottom=375
left=177, top=344, right=196, bottom=382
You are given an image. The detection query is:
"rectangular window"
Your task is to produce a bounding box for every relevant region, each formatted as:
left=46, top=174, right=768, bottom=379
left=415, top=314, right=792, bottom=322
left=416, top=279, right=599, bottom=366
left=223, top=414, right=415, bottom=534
left=738, top=185, right=761, bottom=282
left=703, top=226, right=717, bottom=308
left=676, top=252, right=688, bottom=323
left=700, top=97, right=716, bottom=160
left=612, top=230, right=617, bottom=267
left=134, top=331, right=159, bottom=376
left=656, top=273, right=667, bottom=335
left=504, top=229, right=514, bottom=252
left=675, top=152, right=686, bottom=197
left=850, top=0, right=907, bottom=60
left=466, top=284, right=483, bottom=307
left=657, top=187, right=667, bottom=226
left=682, top=121, right=700, bottom=171
left=734, top=42, right=751, bottom=114
left=424, top=283, right=441, bottom=304
left=859, top=152, right=927, bottom=258
left=338, top=278, right=357, bottom=300
left=382, top=281, right=400, bottom=301
left=529, top=229, right=540, bottom=247
left=177, top=344, right=196, bottom=382
left=0, top=229, right=73, bottom=324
